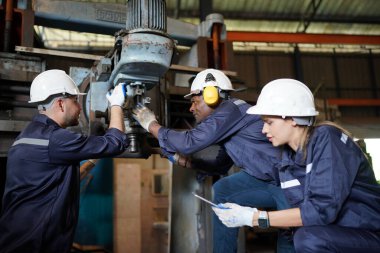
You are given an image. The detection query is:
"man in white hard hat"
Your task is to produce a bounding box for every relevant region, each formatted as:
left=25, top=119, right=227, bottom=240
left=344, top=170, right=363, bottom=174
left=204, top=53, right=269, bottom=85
left=132, top=68, right=295, bottom=253
left=0, top=69, right=129, bottom=253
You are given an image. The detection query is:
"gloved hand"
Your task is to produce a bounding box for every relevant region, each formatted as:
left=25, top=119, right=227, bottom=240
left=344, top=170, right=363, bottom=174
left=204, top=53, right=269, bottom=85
left=106, top=83, right=126, bottom=107
left=132, top=104, right=158, bottom=132
left=167, top=153, right=180, bottom=165
left=166, top=153, right=192, bottom=168
left=212, top=202, right=258, bottom=227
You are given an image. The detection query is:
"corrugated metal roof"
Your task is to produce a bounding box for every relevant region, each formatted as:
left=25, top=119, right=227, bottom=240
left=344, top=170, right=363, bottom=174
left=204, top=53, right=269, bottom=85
left=33, top=0, right=380, bottom=51
left=166, top=0, right=380, bottom=35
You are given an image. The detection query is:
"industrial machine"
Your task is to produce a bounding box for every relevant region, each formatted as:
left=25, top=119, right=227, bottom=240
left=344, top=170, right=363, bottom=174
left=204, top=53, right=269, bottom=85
left=87, top=0, right=175, bottom=158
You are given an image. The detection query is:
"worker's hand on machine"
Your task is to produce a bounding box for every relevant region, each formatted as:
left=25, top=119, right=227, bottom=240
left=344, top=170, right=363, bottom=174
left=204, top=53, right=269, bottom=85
left=212, top=203, right=257, bottom=227
left=106, top=83, right=126, bottom=107
left=167, top=153, right=180, bottom=164
left=132, top=104, right=158, bottom=132
left=166, top=153, right=191, bottom=168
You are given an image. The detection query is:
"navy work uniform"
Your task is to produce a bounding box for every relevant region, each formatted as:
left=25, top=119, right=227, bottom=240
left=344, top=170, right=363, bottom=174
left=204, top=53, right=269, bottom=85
left=0, top=114, right=128, bottom=253
left=158, top=98, right=280, bottom=181
left=279, top=125, right=380, bottom=253
left=158, top=98, right=294, bottom=253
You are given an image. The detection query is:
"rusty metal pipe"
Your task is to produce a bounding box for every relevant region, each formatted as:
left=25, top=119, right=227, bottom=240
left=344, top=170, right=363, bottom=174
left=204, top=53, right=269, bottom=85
left=227, top=31, right=380, bottom=45
left=212, top=23, right=222, bottom=69
left=3, top=0, right=15, bottom=52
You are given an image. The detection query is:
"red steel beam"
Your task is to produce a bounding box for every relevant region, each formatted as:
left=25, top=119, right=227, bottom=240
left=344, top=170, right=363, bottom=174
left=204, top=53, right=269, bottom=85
left=227, top=31, right=380, bottom=45
left=327, top=98, right=380, bottom=106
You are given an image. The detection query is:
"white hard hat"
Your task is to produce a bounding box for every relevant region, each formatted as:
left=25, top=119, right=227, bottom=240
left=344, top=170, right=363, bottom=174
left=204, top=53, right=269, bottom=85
left=184, top=68, right=234, bottom=98
left=247, top=78, right=319, bottom=117
left=29, top=69, right=86, bottom=103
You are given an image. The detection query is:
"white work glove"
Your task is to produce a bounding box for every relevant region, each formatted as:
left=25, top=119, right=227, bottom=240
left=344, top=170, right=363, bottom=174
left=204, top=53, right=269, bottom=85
left=132, top=104, right=158, bottom=132
left=106, top=83, right=126, bottom=107
left=166, top=153, right=191, bottom=168
left=212, top=203, right=258, bottom=227
left=167, top=153, right=179, bottom=164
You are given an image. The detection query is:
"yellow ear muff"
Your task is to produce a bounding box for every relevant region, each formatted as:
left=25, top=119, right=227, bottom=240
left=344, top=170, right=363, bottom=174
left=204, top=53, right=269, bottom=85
left=203, top=86, right=219, bottom=106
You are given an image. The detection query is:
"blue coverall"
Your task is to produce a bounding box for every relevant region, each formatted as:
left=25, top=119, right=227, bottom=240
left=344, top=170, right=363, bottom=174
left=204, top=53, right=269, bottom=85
left=158, top=98, right=294, bottom=253
left=0, top=114, right=128, bottom=253
left=279, top=125, right=380, bottom=253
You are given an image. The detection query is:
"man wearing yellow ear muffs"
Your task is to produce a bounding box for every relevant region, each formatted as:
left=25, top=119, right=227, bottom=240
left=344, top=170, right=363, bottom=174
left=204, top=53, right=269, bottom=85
left=186, top=68, right=233, bottom=107
left=132, top=69, right=295, bottom=253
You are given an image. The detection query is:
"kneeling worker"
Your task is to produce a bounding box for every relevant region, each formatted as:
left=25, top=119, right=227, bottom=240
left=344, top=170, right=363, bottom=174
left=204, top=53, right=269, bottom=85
left=213, top=78, right=380, bottom=253
left=133, top=69, right=295, bottom=253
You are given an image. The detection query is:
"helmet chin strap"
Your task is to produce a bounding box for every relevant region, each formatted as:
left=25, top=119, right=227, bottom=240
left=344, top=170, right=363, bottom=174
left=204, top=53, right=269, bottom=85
left=37, top=94, right=68, bottom=111
left=219, top=90, right=230, bottom=100
left=38, top=97, right=58, bottom=111
left=292, top=117, right=315, bottom=126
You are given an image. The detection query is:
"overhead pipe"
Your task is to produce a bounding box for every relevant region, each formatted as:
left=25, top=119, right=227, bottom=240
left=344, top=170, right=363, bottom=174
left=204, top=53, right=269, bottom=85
left=327, top=98, right=380, bottom=106
left=227, top=31, right=380, bottom=45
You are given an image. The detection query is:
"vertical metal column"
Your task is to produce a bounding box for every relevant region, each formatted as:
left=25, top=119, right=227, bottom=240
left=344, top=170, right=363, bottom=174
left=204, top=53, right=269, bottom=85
left=199, top=0, right=212, bottom=22
left=368, top=49, right=379, bottom=116
left=254, top=48, right=261, bottom=91
left=332, top=49, right=342, bottom=98
left=212, top=22, right=222, bottom=69
left=3, top=0, right=14, bottom=52
left=294, top=45, right=304, bottom=82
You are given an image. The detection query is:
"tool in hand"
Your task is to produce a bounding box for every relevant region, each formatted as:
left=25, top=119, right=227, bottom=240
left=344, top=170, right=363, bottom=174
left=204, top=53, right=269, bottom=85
left=192, top=192, right=230, bottom=209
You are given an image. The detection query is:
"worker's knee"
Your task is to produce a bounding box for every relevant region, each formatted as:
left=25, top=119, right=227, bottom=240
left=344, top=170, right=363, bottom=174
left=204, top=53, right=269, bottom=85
left=212, top=179, right=224, bottom=201
left=293, top=227, right=328, bottom=253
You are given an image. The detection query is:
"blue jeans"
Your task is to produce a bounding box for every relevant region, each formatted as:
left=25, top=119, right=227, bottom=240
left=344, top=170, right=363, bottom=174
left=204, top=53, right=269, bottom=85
left=294, top=225, right=380, bottom=253
left=212, top=171, right=295, bottom=253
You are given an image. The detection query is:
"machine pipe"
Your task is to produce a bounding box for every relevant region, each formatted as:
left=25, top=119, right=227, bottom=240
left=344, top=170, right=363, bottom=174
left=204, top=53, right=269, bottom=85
left=0, top=85, right=30, bottom=94
left=3, top=0, right=14, bottom=52
left=0, top=99, right=35, bottom=108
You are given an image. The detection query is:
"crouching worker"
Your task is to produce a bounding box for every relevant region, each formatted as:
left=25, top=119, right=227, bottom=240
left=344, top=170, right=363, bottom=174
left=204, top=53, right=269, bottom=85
left=213, top=78, right=380, bottom=253
left=132, top=69, right=294, bottom=253
left=0, top=69, right=129, bottom=253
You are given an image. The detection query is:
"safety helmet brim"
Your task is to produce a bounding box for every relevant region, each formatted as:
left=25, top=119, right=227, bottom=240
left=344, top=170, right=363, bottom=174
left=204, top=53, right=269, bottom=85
left=184, top=69, right=235, bottom=99
left=28, top=69, right=87, bottom=103
left=28, top=92, right=86, bottom=103
left=246, top=78, right=319, bottom=117
left=183, top=88, right=235, bottom=99
left=246, top=105, right=319, bottom=117
left=184, top=89, right=202, bottom=99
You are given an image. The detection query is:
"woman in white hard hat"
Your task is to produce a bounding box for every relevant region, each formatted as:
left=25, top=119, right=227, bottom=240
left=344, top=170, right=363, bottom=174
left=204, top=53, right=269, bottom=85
left=213, top=78, right=380, bottom=252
